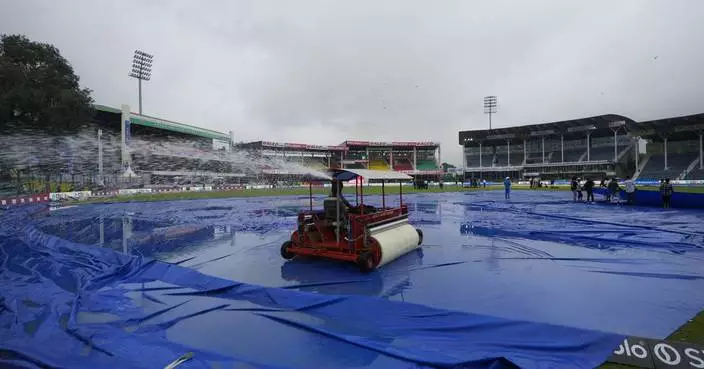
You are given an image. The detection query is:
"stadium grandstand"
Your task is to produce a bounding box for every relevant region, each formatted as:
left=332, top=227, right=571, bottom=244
left=2, top=102, right=444, bottom=195
left=94, top=104, right=242, bottom=188
left=96, top=104, right=443, bottom=186
left=239, top=140, right=442, bottom=181
left=459, top=113, right=704, bottom=183
left=340, top=141, right=441, bottom=177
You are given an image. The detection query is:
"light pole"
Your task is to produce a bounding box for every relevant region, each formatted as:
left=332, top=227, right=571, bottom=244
left=128, top=50, right=153, bottom=115
left=97, top=129, right=104, bottom=186
left=484, top=96, right=497, bottom=130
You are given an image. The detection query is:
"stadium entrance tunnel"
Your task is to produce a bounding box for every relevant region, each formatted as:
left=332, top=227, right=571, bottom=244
left=2, top=190, right=704, bottom=368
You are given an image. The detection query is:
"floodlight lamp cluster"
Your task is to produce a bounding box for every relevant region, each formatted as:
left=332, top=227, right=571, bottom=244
left=483, top=96, right=497, bottom=114
left=128, top=50, right=154, bottom=81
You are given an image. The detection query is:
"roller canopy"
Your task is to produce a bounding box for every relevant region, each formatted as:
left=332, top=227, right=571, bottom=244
left=331, top=169, right=413, bottom=181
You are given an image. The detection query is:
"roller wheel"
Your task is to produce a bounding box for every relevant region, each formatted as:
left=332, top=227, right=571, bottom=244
left=416, top=229, right=423, bottom=245
left=357, top=251, right=375, bottom=273
left=280, top=241, right=295, bottom=260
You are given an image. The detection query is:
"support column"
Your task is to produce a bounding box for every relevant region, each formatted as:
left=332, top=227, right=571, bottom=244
left=413, top=146, right=417, bottom=170
left=561, top=135, right=564, bottom=163
left=699, top=132, right=704, bottom=170
left=634, top=137, right=639, bottom=173
left=437, top=145, right=442, bottom=171
left=389, top=148, right=394, bottom=170
left=506, top=139, right=511, bottom=166
left=120, top=104, right=131, bottom=168
left=479, top=142, right=483, bottom=168
left=664, top=138, right=669, bottom=170
left=365, top=147, right=369, bottom=169
left=586, top=132, right=592, bottom=161
left=541, top=136, right=546, bottom=164
left=97, top=129, right=104, bottom=186
left=613, top=129, right=618, bottom=162
left=523, top=139, right=527, bottom=164
left=327, top=155, right=331, bottom=168
left=462, top=145, right=467, bottom=172
left=341, top=150, right=345, bottom=169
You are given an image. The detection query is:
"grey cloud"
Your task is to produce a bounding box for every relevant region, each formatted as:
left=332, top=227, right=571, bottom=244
left=2, top=0, right=704, bottom=164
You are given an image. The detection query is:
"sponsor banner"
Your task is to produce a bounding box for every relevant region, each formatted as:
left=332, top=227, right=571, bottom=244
left=326, top=145, right=347, bottom=151
left=286, top=143, right=308, bottom=149
left=262, top=141, right=287, bottom=148
left=118, top=188, right=153, bottom=196
left=0, top=193, right=50, bottom=207
left=396, top=170, right=443, bottom=175
left=214, top=185, right=245, bottom=191
left=345, top=140, right=369, bottom=146
left=261, top=142, right=346, bottom=151
left=306, top=144, right=330, bottom=150
left=346, top=141, right=438, bottom=147
left=637, top=180, right=704, bottom=186
left=50, top=191, right=92, bottom=201
left=608, top=337, right=704, bottom=369
left=93, top=190, right=120, bottom=197
left=392, top=141, right=437, bottom=147
left=246, top=184, right=273, bottom=189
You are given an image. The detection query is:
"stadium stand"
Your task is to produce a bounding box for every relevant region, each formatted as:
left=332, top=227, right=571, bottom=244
left=587, top=146, right=617, bottom=161
left=460, top=112, right=704, bottom=182
left=560, top=149, right=584, bottom=162
left=344, top=163, right=365, bottom=169
left=393, top=158, right=414, bottom=171
left=638, top=153, right=696, bottom=180
left=686, top=164, right=704, bottom=180
left=369, top=159, right=390, bottom=170
left=416, top=160, right=438, bottom=170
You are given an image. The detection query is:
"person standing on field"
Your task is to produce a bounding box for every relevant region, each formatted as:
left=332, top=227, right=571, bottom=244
left=503, top=177, right=512, bottom=200
left=584, top=177, right=595, bottom=202
left=624, top=179, right=636, bottom=205
left=661, top=178, right=674, bottom=208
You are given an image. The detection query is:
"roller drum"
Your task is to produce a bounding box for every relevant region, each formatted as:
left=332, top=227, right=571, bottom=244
left=368, top=220, right=420, bottom=268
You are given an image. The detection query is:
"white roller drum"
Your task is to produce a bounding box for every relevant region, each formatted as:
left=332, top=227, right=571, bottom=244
left=369, top=219, right=420, bottom=268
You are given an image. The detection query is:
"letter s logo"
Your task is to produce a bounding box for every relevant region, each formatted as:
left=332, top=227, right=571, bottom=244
left=685, top=348, right=704, bottom=369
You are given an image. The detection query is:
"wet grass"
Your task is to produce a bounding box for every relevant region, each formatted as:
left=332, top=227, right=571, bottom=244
left=75, top=184, right=479, bottom=204
left=70, top=184, right=704, bottom=204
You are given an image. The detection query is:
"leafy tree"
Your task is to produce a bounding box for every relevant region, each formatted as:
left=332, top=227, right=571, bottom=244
left=0, top=34, right=94, bottom=134
left=441, top=162, right=456, bottom=172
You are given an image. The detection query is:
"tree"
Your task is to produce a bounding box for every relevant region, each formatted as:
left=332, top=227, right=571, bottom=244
left=0, top=34, right=94, bottom=134
left=441, top=162, right=456, bottom=173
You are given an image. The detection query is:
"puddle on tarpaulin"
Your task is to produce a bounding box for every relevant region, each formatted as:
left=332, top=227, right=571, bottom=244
left=26, top=191, right=704, bottom=338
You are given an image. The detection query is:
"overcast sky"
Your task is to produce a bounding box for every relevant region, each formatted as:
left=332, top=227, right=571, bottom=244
left=2, top=0, right=704, bottom=165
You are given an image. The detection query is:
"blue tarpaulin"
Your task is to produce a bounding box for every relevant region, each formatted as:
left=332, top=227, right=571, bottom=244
left=595, top=186, right=704, bottom=208
left=2, top=190, right=703, bottom=368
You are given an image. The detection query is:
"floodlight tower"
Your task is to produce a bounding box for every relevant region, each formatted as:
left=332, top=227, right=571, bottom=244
left=128, top=50, right=153, bottom=115
left=484, top=96, right=497, bottom=130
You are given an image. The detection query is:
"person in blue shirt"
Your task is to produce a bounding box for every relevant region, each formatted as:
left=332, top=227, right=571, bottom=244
left=503, top=177, right=511, bottom=199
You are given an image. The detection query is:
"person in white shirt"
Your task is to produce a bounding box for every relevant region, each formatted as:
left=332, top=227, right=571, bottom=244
left=624, top=179, right=636, bottom=205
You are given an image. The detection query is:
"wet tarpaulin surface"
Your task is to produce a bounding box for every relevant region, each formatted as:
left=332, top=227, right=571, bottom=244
left=2, top=190, right=704, bottom=368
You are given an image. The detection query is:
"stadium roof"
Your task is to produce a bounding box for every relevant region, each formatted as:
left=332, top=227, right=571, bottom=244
left=95, top=105, right=231, bottom=141
left=627, top=113, right=704, bottom=142
left=459, top=114, right=635, bottom=146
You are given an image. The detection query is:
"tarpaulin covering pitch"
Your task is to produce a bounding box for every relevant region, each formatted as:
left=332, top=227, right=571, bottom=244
left=2, top=190, right=703, bottom=368
left=595, top=187, right=704, bottom=208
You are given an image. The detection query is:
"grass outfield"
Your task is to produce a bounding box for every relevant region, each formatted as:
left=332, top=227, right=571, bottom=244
left=75, top=184, right=704, bottom=204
